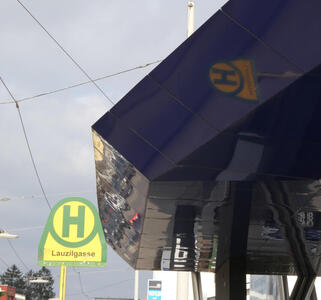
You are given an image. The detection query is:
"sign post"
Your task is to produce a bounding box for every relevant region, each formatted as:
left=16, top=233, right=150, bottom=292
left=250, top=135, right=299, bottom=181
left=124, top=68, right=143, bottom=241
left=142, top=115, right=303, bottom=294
left=59, top=265, right=67, bottom=300
left=38, top=197, right=107, bottom=299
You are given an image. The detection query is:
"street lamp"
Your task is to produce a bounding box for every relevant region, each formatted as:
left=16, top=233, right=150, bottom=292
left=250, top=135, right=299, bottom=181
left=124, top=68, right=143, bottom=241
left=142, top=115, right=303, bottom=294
left=0, top=197, right=18, bottom=238
left=0, top=197, right=11, bottom=202
left=0, top=229, right=18, bottom=239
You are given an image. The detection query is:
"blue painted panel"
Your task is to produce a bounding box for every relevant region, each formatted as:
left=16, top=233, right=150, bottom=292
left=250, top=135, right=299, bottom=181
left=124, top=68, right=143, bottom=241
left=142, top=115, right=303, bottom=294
left=93, top=3, right=321, bottom=181
left=156, top=60, right=321, bottom=181
left=222, top=0, right=321, bottom=73
left=110, top=76, right=216, bottom=164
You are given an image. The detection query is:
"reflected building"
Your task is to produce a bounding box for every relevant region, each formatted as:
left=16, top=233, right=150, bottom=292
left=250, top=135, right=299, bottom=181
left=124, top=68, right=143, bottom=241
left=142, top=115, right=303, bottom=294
left=250, top=276, right=285, bottom=300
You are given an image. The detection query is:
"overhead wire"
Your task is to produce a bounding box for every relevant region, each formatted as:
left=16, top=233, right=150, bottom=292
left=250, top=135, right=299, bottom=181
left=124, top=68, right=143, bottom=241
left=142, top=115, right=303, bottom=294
left=0, top=77, right=52, bottom=211
left=6, top=225, right=44, bottom=233
left=14, top=0, right=177, bottom=175
left=67, top=278, right=133, bottom=296
left=68, top=268, right=134, bottom=299
left=7, top=240, right=29, bottom=271
left=77, top=271, right=90, bottom=300
left=219, top=8, right=304, bottom=72
left=70, top=267, right=89, bottom=300
left=4, top=3, right=313, bottom=298
left=71, top=268, right=132, bottom=275
left=1, top=189, right=95, bottom=202
left=0, top=76, right=51, bottom=274
left=0, top=60, right=162, bottom=105
left=0, top=257, right=9, bottom=268
left=10, top=2, right=166, bottom=296
left=2, top=1, right=146, bottom=289
left=16, top=0, right=115, bottom=107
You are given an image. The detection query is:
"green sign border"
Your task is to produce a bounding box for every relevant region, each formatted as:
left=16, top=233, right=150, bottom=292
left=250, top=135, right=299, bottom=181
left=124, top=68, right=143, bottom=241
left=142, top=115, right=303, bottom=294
left=38, top=197, right=107, bottom=267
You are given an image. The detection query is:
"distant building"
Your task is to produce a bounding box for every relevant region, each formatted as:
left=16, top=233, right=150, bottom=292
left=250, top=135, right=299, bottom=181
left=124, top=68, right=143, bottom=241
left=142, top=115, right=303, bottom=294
left=0, top=285, right=16, bottom=300
left=249, top=275, right=285, bottom=300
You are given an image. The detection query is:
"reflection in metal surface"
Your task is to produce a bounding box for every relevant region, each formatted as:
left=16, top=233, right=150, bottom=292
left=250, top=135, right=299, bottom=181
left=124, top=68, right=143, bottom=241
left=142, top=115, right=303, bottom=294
left=93, top=133, right=321, bottom=274
left=250, top=275, right=284, bottom=300
left=93, top=130, right=147, bottom=267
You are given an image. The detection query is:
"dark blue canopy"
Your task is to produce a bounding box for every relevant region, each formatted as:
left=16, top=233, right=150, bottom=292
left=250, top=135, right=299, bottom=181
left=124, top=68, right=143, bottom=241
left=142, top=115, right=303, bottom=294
left=92, top=0, right=321, bottom=275
left=93, top=0, right=321, bottom=182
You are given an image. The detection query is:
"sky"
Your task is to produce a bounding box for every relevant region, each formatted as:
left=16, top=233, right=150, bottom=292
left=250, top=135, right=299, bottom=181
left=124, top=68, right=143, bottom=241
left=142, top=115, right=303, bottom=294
left=0, top=0, right=229, bottom=299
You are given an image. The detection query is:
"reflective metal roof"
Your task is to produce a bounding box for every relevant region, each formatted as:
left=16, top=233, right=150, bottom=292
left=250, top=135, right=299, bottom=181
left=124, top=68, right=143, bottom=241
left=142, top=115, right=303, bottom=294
left=92, top=0, right=321, bottom=274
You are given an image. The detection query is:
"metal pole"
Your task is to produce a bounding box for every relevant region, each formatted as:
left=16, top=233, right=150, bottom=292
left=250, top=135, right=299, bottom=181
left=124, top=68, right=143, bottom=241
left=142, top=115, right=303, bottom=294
left=187, top=3, right=196, bottom=299
left=59, top=265, right=67, bottom=300
left=310, top=286, right=318, bottom=300
left=134, top=270, right=139, bottom=300
left=192, top=272, right=203, bottom=300
left=196, top=272, right=203, bottom=300
left=282, top=275, right=290, bottom=300
left=192, top=272, right=200, bottom=300
left=187, top=2, right=195, bottom=37
left=59, top=265, right=63, bottom=300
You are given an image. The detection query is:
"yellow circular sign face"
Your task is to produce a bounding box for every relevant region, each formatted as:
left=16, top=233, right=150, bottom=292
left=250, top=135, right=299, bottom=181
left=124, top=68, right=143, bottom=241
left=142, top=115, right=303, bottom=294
left=53, top=201, right=95, bottom=244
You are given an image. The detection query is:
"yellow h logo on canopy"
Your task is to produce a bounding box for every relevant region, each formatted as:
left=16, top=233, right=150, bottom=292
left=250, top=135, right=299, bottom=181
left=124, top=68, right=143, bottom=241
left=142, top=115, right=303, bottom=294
left=209, top=59, right=259, bottom=101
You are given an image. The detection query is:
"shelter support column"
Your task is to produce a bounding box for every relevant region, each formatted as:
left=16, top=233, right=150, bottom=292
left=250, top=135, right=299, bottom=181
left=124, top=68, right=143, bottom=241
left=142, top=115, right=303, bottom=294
left=215, top=182, right=252, bottom=300
left=290, top=275, right=316, bottom=300
left=282, top=275, right=290, bottom=300
left=310, top=287, right=318, bottom=300
left=191, top=272, right=203, bottom=300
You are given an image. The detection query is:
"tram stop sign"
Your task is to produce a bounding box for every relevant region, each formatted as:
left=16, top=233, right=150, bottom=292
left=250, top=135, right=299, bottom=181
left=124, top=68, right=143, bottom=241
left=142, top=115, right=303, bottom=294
left=38, top=197, right=107, bottom=267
